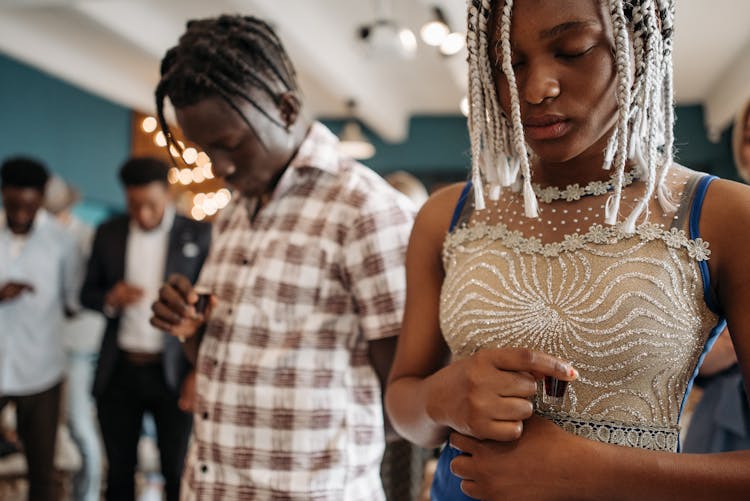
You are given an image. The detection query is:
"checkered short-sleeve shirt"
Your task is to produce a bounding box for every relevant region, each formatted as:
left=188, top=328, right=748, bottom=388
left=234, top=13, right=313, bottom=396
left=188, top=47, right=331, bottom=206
left=182, top=123, right=415, bottom=500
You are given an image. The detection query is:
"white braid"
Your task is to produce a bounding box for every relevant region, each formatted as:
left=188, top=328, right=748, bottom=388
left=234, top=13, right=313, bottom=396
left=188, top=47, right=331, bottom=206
left=497, top=0, right=538, bottom=218
left=605, top=0, right=633, bottom=225
left=467, top=1, right=487, bottom=209
left=655, top=0, right=678, bottom=213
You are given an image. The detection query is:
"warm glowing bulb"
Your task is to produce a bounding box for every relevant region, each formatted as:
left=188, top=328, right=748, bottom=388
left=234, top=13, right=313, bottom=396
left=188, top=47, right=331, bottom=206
left=202, top=198, right=218, bottom=216
left=182, top=147, right=198, bottom=165
left=191, top=206, right=206, bottom=221
left=154, top=131, right=167, bottom=147
left=141, top=116, right=158, bottom=133
left=191, top=167, right=205, bottom=183
left=195, top=152, right=210, bottom=167
left=440, top=32, right=465, bottom=56
left=193, top=193, right=207, bottom=206
left=420, top=21, right=449, bottom=47
left=169, top=144, right=180, bottom=157
left=167, top=167, right=179, bottom=184
left=203, top=163, right=215, bottom=179
left=214, top=190, right=230, bottom=209
left=178, top=168, right=192, bottom=185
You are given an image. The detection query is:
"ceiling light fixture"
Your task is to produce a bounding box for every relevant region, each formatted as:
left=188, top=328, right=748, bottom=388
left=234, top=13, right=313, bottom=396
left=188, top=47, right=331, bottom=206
left=440, top=31, right=465, bottom=56
left=420, top=6, right=450, bottom=47
left=338, top=100, right=376, bottom=160
left=359, top=20, right=417, bottom=60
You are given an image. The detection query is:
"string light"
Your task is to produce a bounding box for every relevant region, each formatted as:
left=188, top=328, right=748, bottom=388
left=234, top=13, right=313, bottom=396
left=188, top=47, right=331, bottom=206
left=141, top=116, right=158, bottom=133
left=154, top=131, right=167, bottom=147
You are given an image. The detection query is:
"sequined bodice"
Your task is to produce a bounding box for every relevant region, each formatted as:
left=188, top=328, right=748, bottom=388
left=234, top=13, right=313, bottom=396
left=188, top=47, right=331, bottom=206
left=440, top=165, right=721, bottom=451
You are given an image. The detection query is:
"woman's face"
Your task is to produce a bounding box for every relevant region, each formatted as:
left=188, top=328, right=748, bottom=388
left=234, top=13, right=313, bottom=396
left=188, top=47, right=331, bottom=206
left=491, top=0, right=619, bottom=167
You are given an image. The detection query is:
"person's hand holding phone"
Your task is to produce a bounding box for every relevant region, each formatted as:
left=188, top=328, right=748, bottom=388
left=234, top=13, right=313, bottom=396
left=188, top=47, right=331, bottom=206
left=0, top=281, right=34, bottom=302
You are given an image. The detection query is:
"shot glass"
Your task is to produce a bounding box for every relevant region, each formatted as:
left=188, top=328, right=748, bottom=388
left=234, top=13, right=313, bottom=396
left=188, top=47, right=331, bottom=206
left=193, top=290, right=211, bottom=315
left=542, top=375, right=569, bottom=407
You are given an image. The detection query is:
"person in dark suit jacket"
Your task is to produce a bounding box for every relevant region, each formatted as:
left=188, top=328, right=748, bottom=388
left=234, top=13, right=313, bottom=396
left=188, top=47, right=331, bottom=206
left=81, top=157, right=210, bottom=501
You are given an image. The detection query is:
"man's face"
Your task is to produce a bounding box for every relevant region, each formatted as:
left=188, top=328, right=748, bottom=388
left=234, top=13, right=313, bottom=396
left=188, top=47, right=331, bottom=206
left=125, top=181, right=169, bottom=231
left=2, top=186, right=44, bottom=235
left=176, top=92, right=296, bottom=199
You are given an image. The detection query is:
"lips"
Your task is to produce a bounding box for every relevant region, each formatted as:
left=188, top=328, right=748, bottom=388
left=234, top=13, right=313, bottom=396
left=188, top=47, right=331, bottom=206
left=523, top=115, right=571, bottom=141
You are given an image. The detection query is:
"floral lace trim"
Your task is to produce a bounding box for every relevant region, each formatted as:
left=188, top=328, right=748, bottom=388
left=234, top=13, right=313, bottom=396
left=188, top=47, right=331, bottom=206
left=445, top=221, right=710, bottom=261
left=532, top=169, right=638, bottom=203
left=537, top=409, right=679, bottom=452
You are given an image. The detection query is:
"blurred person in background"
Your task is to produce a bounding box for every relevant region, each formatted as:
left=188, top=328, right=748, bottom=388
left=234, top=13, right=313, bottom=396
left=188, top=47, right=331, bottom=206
left=81, top=157, right=210, bottom=501
left=0, top=157, right=79, bottom=501
left=385, top=170, right=429, bottom=209
left=45, top=175, right=106, bottom=501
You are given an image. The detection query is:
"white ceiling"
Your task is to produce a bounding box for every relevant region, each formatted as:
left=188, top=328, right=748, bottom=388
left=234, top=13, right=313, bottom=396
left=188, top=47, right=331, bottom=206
left=1, top=0, right=749, bottom=142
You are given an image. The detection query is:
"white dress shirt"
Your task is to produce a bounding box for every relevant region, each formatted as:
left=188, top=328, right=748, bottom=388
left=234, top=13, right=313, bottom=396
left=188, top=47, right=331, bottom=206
left=117, top=206, right=174, bottom=354
left=0, top=210, right=78, bottom=395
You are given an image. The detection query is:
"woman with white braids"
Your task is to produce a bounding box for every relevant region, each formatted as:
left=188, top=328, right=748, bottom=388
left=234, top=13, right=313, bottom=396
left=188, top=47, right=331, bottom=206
left=385, top=0, right=750, bottom=499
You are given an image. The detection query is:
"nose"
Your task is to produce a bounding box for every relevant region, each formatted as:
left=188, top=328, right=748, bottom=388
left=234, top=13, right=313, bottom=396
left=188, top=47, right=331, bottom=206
left=520, top=61, right=560, bottom=105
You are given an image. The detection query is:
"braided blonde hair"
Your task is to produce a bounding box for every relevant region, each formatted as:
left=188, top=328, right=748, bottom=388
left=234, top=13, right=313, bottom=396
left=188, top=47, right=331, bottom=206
left=466, top=0, right=676, bottom=232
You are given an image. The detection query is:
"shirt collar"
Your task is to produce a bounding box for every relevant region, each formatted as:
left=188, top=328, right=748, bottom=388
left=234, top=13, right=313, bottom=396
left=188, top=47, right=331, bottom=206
left=0, top=208, right=49, bottom=238
left=267, top=122, right=344, bottom=201
left=288, top=121, right=344, bottom=177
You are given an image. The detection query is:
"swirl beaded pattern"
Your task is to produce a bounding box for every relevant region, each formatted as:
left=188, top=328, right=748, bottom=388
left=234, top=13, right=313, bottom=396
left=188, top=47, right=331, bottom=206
left=440, top=165, right=719, bottom=451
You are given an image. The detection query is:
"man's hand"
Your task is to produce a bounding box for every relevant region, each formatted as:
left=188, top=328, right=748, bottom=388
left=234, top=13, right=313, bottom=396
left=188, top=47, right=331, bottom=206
left=0, top=282, right=34, bottom=302
left=104, top=281, right=144, bottom=310
left=150, top=273, right=214, bottom=340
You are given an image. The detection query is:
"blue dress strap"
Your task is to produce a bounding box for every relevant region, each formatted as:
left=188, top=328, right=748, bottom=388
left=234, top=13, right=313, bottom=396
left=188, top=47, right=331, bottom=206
left=449, top=181, right=473, bottom=233
left=689, top=175, right=719, bottom=314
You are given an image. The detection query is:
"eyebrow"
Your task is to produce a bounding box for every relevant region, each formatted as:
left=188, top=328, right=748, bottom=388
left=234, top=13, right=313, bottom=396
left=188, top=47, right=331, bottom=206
left=540, top=20, right=599, bottom=40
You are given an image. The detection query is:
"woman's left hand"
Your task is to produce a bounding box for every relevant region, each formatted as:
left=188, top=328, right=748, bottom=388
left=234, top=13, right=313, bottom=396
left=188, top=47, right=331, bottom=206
left=449, top=414, right=593, bottom=501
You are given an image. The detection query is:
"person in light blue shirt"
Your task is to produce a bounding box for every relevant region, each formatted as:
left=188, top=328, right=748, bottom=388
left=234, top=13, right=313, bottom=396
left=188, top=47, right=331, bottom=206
left=0, top=157, right=79, bottom=501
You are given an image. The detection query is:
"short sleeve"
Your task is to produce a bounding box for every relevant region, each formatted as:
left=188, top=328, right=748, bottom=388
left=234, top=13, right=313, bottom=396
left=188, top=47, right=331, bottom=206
left=344, top=195, right=415, bottom=341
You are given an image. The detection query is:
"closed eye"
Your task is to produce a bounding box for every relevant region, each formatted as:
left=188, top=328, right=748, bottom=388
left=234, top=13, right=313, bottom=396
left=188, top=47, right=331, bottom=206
left=557, top=46, right=595, bottom=60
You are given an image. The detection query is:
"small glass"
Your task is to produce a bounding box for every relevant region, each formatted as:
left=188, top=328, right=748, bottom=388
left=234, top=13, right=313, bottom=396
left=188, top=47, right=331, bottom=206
left=193, top=290, right=211, bottom=315
left=542, top=375, right=569, bottom=407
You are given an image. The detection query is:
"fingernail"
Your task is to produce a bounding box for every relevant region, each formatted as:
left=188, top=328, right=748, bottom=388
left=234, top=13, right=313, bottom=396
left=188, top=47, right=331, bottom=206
left=568, top=366, right=579, bottom=379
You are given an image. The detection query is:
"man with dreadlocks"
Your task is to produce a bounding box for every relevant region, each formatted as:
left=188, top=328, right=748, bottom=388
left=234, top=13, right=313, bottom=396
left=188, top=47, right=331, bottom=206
left=150, top=15, right=414, bottom=500
left=386, top=0, right=750, bottom=499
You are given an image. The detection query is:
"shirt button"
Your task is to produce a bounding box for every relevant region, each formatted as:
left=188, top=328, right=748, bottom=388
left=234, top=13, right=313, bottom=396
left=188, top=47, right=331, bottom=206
left=203, top=411, right=209, bottom=420
left=242, top=257, right=249, bottom=265
left=201, top=464, right=208, bottom=473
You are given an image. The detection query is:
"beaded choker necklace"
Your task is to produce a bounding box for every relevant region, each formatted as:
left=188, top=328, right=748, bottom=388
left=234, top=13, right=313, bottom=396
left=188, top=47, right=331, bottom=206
left=532, top=169, right=639, bottom=203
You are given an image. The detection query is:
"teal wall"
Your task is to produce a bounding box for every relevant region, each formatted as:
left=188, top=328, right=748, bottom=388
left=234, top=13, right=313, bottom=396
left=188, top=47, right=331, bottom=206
left=0, top=51, right=739, bottom=218
left=0, top=53, right=131, bottom=220
left=323, top=116, right=471, bottom=189
left=673, top=104, right=737, bottom=181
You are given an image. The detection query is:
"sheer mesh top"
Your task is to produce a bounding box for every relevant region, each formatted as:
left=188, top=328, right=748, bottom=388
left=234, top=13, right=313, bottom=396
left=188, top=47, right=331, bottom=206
left=440, top=164, right=722, bottom=451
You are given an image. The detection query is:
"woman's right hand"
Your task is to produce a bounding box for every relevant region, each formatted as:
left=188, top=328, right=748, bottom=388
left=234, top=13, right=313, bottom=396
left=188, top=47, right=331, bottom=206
left=424, top=348, right=578, bottom=442
left=150, top=273, right=215, bottom=340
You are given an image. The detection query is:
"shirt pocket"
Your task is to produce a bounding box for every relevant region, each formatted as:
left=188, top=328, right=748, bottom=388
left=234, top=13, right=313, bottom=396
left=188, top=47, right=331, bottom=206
left=251, top=235, right=330, bottom=322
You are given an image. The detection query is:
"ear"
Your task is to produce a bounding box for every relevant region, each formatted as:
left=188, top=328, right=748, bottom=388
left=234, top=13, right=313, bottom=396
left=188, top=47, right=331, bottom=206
left=277, top=92, right=301, bottom=129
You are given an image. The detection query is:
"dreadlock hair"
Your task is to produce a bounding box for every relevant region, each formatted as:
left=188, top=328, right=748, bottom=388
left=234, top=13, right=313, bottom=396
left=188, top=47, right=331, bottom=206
left=466, top=0, right=676, bottom=233
left=1, top=156, right=49, bottom=192
left=155, top=15, right=299, bottom=161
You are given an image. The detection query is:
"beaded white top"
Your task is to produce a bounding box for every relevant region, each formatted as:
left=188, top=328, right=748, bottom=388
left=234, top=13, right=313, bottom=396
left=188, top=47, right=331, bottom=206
left=440, top=164, right=720, bottom=451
